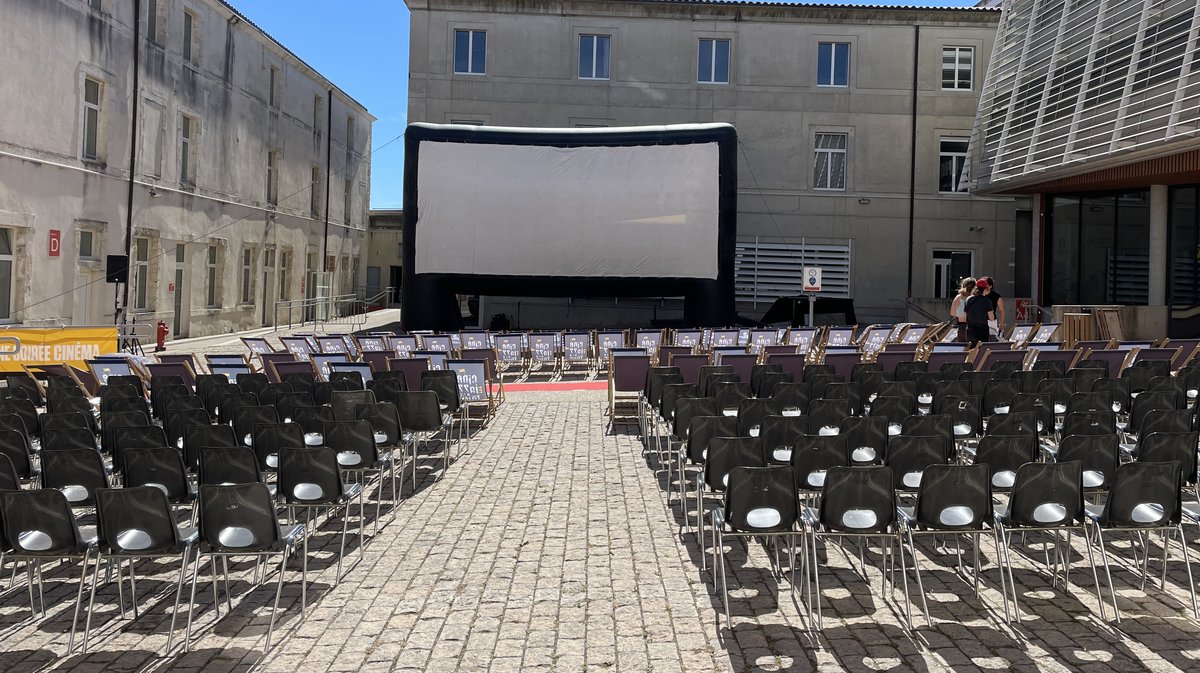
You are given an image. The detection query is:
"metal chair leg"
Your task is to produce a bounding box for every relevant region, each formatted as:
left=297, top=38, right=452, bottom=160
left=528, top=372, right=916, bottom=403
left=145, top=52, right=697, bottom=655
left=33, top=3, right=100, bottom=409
left=264, top=552, right=287, bottom=653
left=67, top=548, right=92, bottom=653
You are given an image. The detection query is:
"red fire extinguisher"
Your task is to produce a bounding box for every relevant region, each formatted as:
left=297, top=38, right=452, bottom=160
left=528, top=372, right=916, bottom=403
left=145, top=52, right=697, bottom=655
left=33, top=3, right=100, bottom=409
left=155, top=320, right=169, bottom=352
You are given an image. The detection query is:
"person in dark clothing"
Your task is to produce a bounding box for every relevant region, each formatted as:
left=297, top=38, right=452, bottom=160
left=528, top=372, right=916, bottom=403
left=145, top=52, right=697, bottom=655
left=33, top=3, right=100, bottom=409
left=963, top=279, right=994, bottom=347
left=982, top=276, right=1006, bottom=338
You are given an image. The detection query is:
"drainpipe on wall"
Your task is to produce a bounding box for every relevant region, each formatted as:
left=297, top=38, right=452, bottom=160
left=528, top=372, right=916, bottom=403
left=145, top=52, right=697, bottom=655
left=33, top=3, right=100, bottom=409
left=906, top=24, right=920, bottom=300
left=120, top=0, right=143, bottom=327
left=321, top=89, right=332, bottom=274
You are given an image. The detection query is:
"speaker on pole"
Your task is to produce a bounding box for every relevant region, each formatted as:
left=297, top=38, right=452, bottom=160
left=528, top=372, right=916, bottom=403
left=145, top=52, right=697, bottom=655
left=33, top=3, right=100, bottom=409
left=105, top=255, right=129, bottom=284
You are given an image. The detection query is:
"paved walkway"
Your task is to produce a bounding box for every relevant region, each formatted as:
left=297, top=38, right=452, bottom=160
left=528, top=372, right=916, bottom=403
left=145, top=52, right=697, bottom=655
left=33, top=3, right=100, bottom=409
left=5, top=388, right=1200, bottom=671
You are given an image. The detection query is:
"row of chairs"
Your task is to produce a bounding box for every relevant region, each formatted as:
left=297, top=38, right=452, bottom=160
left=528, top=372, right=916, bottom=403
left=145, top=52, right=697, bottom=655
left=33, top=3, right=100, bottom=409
left=0, top=363, right=469, bottom=656
left=635, top=362, right=1200, bottom=630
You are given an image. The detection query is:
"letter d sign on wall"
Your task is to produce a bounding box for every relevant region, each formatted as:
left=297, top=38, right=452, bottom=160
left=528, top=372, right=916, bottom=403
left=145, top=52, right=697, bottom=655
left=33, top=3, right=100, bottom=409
left=48, top=230, right=61, bottom=257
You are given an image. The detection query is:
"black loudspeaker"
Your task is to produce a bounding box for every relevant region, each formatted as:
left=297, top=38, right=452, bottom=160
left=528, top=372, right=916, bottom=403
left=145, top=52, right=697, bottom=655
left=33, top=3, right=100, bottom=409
left=105, top=255, right=129, bottom=284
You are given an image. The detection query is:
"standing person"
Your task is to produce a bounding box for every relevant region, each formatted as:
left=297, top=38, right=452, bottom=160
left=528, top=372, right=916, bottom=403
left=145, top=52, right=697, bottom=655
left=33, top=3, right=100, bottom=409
left=963, top=279, right=994, bottom=347
left=982, top=276, right=1006, bottom=339
left=949, top=277, right=976, bottom=343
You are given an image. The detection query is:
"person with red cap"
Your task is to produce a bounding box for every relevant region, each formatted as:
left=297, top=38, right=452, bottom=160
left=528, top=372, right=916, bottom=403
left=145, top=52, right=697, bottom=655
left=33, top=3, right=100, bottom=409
left=962, top=278, right=994, bottom=347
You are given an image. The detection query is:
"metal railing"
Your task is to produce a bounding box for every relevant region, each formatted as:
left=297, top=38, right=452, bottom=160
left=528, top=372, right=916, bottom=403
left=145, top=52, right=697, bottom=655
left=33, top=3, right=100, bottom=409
left=272, top=287, right=394, bottom=332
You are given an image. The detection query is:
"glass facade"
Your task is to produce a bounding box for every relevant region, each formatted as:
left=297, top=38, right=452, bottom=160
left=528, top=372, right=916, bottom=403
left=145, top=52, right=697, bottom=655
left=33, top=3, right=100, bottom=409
left=1171, top=186, right=1200, bottom=307
left=1045, top=190, right=1149, bottom=306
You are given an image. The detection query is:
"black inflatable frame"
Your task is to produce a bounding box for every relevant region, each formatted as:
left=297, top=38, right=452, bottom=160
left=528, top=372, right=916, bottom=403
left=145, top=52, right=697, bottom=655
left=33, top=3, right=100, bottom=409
left=401, top=123, right=738, bottom=331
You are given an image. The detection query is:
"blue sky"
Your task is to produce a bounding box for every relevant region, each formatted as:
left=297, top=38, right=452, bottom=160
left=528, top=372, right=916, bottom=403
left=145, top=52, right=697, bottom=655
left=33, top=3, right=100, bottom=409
left=231, top=0, right=982, bottom=209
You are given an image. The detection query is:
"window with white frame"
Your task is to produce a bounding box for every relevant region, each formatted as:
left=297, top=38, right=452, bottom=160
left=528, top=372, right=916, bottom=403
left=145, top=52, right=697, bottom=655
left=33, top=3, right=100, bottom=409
left=241, top=247, right=253, bottom=305
left=817, top=42, right=850, bottom=87
left=82, top=78, right=101, bottom=161
left=579, top=34, right=611, bottom=80
left=697, top=38, right=730, bottom=84
left=813, top=133, right=847, bottom=190
left=182, top=10, right=196, bottom=64
left=939, top=137, right=970, bottom=193
left=942, top=47, right=974, bottom=90
left=133, top=237, right=150, bottom=310
left=206, top=244, right=219, bottom=307
left=454, top=30, right=486, bottom=75
left=179, top=115, right=194, bottom=184
left=266, top=150, right=278, bottom=205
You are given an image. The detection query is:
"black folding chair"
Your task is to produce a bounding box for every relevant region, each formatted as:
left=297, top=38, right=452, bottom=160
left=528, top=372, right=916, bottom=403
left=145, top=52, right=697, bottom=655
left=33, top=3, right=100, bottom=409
left=89, top=486, right=197, bottom=653
left=188, top=483, right=307, bottom=653
left=0, top=488, right=97, bottom=652
left=711, top=465, right=800, bottom=626
left=278, top=446, right=365, bottom=584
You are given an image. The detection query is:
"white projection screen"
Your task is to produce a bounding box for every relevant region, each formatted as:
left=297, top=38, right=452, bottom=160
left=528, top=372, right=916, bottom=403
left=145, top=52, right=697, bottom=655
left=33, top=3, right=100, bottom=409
left=414, top=142, right=720, bottom=279
left=401, top=123, right=737, bottom=330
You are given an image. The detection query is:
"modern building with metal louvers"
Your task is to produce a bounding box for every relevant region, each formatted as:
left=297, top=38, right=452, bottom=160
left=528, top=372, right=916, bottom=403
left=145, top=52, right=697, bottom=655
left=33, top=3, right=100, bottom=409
left=968, top=0, right=1200, bottom=336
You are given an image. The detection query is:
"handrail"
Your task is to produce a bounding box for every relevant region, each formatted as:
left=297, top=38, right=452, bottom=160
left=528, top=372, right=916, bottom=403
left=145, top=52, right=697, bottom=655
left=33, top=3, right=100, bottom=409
left=272, top=287, right=394, bottom=332
left=905, top=299, right=945, bottom=324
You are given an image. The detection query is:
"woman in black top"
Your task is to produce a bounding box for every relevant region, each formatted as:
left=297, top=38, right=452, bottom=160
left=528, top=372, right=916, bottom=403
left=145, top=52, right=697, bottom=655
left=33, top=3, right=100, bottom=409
left=963, top=279, right=994, bottom=347
left=983, top=276, right=1006, bottom=338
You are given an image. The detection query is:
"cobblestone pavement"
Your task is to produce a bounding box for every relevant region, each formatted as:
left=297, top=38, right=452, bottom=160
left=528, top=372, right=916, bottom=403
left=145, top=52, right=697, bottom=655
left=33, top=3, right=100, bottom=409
left=4, top=389, right=1200, bottom=672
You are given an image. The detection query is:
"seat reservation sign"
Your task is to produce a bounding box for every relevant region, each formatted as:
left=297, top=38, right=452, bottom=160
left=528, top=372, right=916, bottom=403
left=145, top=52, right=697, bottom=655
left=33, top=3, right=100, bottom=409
left=0, top=327, right=118, bottom=372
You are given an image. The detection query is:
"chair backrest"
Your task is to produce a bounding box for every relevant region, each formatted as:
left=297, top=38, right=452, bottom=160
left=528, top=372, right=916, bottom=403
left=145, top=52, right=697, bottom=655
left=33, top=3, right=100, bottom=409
left=867, top=396, right=915, bottom=428
left=670, top=354, right=710, bottom=385
left=395, top=391, right=444, bottom=433
left=198, top=446, right=262, bottom=486
left=1060, top=411, right=1116, bottom=437
left=291, top=405, right=335, bottom=436
left=183, top=423, right=238, bottom=470
left=1141, top=409, right=1193, bottom=436
left=914, top=463, right=991, bottom=530
left=712, top=382, right=751, bottom=413
left=355, top=402, right=403, bottom=445
left=0, top=454, right=19, bottom=490
left=704, top=436, right=765, bottom=492
left=1058, top=434, right=1119, bottom=491
left=673, top=397, right=718, bottom=438
left=330, top=389, right=378, bottom=422
left=279, top=446, right=346, bottom=505
left=985, top=411, right=1039, bottom=438
left=771, top=382, right=810, bottom=416
left=686, top=415, right=738, bottom=464
left=900, top=414, right=952, bottom=440
left=935, top=395, right=981, bottom=437
left=818, top=466, right=896, bottom=533
left=610, top=355, right=651, bottom=393
left=841, top=415, right=889, bottom=465
left=823, top=382, right=863, bottom=416
left=0, top=488, right=84, bottom=555
left=790, top=435, right=849, bottom=491
left=96, top=486, right=181, bottom=553
left=123, top=446, right=192, bottom=503
left=0, top=429, right=33, bottom=478
left=42, top=426, right=96, bottom=453
left=726, top=466, right=798, bottom=533
left=1099, top=461, right=1182, bottom=527
left=1139, top=431, right=1200, bottom=485
left=806, top=398, right=851, bottom=435
left=1130, top=391, right=1182, bottom=432
left=1091, top=378, right=1132, bottom=414
left=321, top=420, right=380, bottom=470
left=198, top=483, right=281, bottom=553
left=1065, top=391, right=1114, bottom=415
left=251, top=422, right=305, bottom=470
left=749, top=364, right=783, bottom=396
left=659, top=383, right=699, bottom=420
left=736, top=398, right=781, bottom=437
left=420, top=371, right=460, bottom=412
left=886, top=435, right=951, bottom=491
left=974, top=434, right=1038, bottom=491
left=1007, top=461, right=1083, bottom=527
left=41, top=447, right=108, bottom=506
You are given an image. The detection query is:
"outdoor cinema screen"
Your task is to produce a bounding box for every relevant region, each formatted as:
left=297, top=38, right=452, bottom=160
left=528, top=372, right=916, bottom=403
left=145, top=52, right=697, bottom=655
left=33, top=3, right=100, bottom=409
left=415, top=142, right=720, bottom=279
left=402, top=123, right=737, bottom=330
